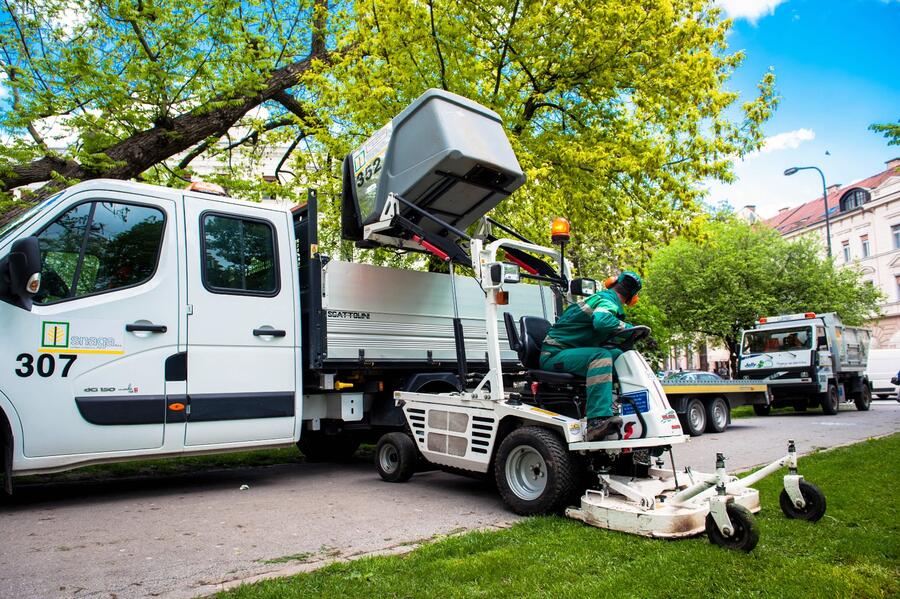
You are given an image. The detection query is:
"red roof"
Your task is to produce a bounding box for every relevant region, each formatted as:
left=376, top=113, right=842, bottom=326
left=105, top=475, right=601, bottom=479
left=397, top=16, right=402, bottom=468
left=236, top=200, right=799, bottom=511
left=765, top=166, right=897, bottom=235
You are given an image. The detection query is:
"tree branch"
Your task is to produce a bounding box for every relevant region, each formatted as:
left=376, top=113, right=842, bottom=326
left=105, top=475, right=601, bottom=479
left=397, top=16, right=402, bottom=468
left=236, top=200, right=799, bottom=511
left=492, top=0, right=520, bottom=103
left=427, top=0, right=448, bottom=90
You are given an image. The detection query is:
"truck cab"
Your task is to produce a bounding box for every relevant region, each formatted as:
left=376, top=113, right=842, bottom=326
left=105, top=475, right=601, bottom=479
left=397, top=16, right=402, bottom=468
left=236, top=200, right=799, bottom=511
left=0, top=180, right=302, bottom=484
left=737, top=312, right=872, bottom=414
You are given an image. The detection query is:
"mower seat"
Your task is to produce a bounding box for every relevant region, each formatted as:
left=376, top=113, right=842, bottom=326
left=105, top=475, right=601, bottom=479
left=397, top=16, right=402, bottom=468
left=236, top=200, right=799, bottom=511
left=503, top=313, right=578, bottom=384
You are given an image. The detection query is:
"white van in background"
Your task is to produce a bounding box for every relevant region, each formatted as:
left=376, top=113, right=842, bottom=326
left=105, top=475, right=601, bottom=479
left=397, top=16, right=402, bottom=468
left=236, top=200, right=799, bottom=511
left=865, top=348, right=900, bottom=399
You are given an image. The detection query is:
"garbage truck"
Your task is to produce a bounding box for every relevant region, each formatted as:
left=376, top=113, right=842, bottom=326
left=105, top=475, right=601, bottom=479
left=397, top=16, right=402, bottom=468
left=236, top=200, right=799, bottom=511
left=737, top=312, right=873, bottom=414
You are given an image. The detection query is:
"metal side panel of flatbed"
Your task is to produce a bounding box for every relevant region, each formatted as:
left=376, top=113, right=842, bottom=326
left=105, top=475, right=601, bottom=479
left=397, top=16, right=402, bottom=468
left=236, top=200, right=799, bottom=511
left=318, top=260, right=552, bottom=365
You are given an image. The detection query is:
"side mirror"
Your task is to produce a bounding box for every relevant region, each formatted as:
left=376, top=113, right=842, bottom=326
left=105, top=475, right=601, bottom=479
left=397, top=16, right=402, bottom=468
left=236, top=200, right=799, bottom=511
left=489, top=262, right=520, bottom=285
left=569, top=277, right=597, bottom=296
left=0, top=236, right=42, bottom=311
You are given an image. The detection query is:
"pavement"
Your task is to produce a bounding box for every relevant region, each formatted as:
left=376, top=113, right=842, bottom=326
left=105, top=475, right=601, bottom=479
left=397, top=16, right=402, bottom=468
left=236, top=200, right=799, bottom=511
left=1, top=400, right=898, bottom=599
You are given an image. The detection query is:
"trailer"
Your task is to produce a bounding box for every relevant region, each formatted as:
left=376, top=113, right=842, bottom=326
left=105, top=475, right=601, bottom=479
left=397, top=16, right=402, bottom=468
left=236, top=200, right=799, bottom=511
left=661, top=380, right=770, bottom=436
left=737, top=312, right=873, bottom=415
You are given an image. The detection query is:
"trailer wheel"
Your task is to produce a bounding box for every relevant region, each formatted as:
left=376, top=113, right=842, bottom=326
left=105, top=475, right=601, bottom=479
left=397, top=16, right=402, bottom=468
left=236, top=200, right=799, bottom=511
left=375, top=433, right=417, bottom=483
left=854, top=386, right=871, bottom=412
left=705, top=397, right=729, bottom=434
left=820, top=384, right=839, bottom=415
left=752, top=404, right=771, bottom=416
left=705, top=503, right=759, bottom=552
left=682, top=399, right=706, bottom=437
left=297, top=434, right=360, bottom=462
left=779, top=480, right=826, bottom=522
left=494, top=426, right=577, bottom=515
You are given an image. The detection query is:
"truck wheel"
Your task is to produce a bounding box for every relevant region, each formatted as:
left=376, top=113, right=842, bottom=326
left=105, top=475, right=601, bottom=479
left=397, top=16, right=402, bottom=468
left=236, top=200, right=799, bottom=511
left=494, top=426, right=577, bottom=515
left=821, top=384, right=839, bottom=415
left=752, top=404, right=771, bottom=416
left=297, top=434, right=361, bottom=462
left=375, top=433, right=417, bottom=483
left=682, top=399, right=706, bottom=437
left=705, top=397, right=729, bottom=434
left=854, top=386, right=872, bottom=412
left=779, top=480, right=826, bottom=522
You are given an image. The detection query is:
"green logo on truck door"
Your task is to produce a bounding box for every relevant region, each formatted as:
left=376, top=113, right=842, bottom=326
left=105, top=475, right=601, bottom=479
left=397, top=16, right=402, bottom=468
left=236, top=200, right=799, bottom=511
left=41, top=321, right=70, bottom=348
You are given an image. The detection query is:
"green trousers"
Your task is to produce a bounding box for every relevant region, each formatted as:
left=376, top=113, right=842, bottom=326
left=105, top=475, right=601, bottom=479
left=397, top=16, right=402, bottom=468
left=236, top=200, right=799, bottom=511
left=540, top=346, right=623, bottom=418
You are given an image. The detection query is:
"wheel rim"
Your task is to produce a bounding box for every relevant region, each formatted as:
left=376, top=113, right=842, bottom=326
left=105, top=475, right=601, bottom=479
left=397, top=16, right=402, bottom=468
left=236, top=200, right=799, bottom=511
left=830, top=390, right=839, bottom=410
left=712, top=401, right=727, bottom=429
left=379, top=444, right=399, bottom=474
left=505, top=446, right=548, bottom=501
left=689, top=404, right=705, bottom=432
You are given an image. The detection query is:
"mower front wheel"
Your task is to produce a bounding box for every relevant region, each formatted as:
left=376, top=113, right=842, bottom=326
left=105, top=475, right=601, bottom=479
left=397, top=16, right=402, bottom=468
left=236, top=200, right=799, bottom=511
left=494, top=426, right=577, bottom=516
left=780, top=480, right=826, bottom=522
left=705, top=503, right=759, bottom=552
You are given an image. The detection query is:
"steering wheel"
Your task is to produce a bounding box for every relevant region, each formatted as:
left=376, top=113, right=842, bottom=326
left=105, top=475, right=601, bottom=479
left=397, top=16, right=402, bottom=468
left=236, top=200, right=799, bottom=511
left=605, top=325, right=652, bottom=352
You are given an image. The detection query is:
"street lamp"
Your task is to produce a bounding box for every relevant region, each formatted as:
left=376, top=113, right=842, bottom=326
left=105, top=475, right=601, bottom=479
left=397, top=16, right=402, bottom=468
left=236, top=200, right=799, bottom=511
left=784, top=165, right=832, bottom=258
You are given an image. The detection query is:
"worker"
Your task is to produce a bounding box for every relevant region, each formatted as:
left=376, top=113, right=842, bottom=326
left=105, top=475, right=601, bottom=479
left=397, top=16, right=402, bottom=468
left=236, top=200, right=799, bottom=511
left=539, top=271, right=642, bottom=442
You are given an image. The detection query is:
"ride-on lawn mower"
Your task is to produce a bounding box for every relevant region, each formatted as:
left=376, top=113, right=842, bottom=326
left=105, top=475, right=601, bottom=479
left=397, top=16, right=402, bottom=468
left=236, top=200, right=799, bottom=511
left=373, top=211, right=826, bottom=552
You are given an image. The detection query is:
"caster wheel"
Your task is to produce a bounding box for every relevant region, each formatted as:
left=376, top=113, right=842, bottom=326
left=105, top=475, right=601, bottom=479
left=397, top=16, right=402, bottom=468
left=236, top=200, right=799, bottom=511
left=705, top=503, right=759, bottom=552
left=780, top=480, right=826, bottom=522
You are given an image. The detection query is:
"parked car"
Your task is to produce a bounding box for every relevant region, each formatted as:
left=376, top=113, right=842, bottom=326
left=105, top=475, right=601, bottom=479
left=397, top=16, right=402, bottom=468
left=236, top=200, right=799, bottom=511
left=665, top=371, right=723, bottom=383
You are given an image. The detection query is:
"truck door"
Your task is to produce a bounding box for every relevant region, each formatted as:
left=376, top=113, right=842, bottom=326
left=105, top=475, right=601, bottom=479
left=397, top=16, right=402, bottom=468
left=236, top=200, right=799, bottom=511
left=183, top=198, right=297, bottom=447
left=1, top=191, right=178, bottom=457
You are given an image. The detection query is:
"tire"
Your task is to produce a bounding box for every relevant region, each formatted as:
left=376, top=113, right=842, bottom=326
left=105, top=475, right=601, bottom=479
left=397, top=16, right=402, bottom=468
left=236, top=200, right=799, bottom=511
left=752, top=403, right=771, bottom=416
left=297, top=433, right=361, bottom=462
left=854, top=386, right=871, bottom=412
left=705, top=503, right=759, bottom=552
left=820, top=384, right=839, bottom=415
left=705, top=397, right=729, bottom=434
left=375, top=432, right=417, bottom=483
left=682, top=398, right=706, bottom=437
left=494, top=426, right=577, bottom=516
left=779, top=480, right=826, bottom=522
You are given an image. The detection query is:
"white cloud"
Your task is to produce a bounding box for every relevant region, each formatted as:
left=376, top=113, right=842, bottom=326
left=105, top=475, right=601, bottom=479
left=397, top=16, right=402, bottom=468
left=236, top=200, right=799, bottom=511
left=716, top=0, right=788, bottom=24
left=758, top=128, right=815, bottom=154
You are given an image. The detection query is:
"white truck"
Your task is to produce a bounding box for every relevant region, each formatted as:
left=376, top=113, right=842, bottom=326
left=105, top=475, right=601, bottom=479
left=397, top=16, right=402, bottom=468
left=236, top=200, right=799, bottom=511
left=0, top=90, right=566, bottom=491
left=737, top=312, right=873, bottom=415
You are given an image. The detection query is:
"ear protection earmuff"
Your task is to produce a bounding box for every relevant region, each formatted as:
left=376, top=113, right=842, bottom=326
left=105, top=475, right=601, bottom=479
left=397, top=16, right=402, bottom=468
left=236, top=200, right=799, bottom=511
left=604, top=276, right=616, bottom=289
left=627, top=294, right=639, bottom=307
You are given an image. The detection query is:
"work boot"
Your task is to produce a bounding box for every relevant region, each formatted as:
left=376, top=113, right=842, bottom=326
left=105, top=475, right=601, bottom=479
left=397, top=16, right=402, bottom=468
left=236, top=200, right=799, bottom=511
left=584, top=416, right=622, bottom=442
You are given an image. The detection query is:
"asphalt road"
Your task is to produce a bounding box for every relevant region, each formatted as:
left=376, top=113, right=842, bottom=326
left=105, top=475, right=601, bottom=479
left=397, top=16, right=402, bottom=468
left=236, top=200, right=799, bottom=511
left=2, top=400, right=898, bottom=599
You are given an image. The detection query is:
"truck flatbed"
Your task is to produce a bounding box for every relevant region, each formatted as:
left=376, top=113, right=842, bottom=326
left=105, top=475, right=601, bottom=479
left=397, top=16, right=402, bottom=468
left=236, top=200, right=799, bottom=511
left=659, top=379, right=770, bottom=437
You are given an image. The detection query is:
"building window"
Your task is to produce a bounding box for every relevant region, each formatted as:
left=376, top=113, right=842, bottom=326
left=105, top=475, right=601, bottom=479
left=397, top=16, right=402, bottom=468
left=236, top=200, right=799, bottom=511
left=861, top=234, right=870, bottom=258
left=839, top=188, right=870, bottom=212
left=842, top=240, right=851, bottom=263
left=893, top=224, right=900, bottom=249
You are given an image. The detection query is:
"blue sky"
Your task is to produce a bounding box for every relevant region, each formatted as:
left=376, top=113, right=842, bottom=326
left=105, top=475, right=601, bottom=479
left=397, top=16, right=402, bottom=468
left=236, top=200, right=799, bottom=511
left=707, top=0, right=900, bottom=218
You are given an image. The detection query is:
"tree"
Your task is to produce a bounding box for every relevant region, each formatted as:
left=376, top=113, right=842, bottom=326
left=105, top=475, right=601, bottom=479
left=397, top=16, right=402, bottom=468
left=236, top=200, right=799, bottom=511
left=644, top=219, right=883, bottom=372
left=870, top=120, right=900, bottom=147
left=1, top=0, right=777, bottom=274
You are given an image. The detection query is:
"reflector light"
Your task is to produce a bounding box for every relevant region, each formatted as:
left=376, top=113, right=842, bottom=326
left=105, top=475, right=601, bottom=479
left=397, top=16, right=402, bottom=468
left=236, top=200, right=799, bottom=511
left=758, top=317, right=767, bottom=323
left=805, top=312, right=816, bottom=318
left=186, top=181, right=227, bottom=196
left=168, top=402, right=186, bottom=411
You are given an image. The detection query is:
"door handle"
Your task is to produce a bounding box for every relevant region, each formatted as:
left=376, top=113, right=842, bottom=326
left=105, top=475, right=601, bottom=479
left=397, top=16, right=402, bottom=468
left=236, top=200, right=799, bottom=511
left=126, top=323, right=167, bottom=333
left=253, top=328, right=286, bottom=338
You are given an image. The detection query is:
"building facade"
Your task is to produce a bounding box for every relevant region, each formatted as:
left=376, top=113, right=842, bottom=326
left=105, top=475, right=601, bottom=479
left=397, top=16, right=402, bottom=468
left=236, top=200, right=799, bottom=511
left=765, top=158, right=900, bottom=348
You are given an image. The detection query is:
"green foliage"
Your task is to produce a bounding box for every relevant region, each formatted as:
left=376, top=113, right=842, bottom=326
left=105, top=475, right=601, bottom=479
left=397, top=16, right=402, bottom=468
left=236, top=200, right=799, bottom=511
left=220, top=434, right=900, bottom=599
left=2, top=1, right=777, bottom=274
left=644, top=219, right=884, bottom=367
left=869, top=120, right=900, bottom=147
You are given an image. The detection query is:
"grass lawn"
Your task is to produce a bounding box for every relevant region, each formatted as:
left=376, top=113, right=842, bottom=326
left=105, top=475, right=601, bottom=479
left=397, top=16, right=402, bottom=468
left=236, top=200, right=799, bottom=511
left=221, top=434, right=900, bottom=599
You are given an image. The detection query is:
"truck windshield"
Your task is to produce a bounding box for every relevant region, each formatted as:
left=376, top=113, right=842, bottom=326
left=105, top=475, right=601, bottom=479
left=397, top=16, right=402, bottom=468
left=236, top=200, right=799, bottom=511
left=742, top=327, right=813, bottom=354
left=0, top=193, right=63, bottom=245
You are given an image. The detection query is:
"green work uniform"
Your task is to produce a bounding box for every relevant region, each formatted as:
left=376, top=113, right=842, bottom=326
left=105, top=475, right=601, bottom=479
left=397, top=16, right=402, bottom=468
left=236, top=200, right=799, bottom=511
left=539, top=289, right=632, bottom=419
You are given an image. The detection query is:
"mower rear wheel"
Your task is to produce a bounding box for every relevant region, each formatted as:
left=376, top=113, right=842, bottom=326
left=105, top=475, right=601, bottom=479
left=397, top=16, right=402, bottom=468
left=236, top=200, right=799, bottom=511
left=779, top=480, right=826, bottom=522
left=705, top=503, right=759, bottom=552
left=854, top=386, right=872, bottom=411
left=495, top=426, right=577, bottom=516
left=752, top=404, right=771, bottom=416
left=683, top=399, right=706, bottom=437
left=375, top=432, right=417, bottom=483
